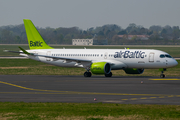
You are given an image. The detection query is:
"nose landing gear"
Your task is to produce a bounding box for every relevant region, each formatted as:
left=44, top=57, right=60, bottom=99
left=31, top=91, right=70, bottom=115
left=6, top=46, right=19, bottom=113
left=160, top=68, right=166, bottom=78
left=160, top=72, right=165, bottom=78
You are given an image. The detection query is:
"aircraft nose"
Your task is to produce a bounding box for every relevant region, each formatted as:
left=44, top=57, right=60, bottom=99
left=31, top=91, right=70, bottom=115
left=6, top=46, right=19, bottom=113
left=174, top=60, right=178, bottom=66
left=170, top=59, right=178, bottom=67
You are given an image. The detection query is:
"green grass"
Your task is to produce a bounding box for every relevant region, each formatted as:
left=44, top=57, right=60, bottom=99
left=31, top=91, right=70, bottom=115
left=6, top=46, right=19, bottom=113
left=0, top=102, right=180, bottom=120
left=0, top=59, right=180, bottom=76
left=1, top=44, right=180, bottom=57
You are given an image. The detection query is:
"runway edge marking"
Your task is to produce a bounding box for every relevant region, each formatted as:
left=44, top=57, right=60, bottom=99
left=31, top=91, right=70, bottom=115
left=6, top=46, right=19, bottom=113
left=150, top=79, right=180, bottom=80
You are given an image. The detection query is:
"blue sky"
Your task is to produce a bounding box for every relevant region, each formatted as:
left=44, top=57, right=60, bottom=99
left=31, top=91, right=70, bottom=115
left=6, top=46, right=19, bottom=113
left=0, top=0, right=180, bottom=30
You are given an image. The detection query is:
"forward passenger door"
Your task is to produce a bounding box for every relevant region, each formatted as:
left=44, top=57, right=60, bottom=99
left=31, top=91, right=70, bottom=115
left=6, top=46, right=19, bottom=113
left=149, top=53, right=154, bottom=62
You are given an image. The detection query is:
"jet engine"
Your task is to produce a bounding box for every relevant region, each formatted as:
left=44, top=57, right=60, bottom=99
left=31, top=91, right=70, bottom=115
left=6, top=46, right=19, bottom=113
left=124, top=68, right=144, bottom=74
left=90, top=62, right=111, bottom=74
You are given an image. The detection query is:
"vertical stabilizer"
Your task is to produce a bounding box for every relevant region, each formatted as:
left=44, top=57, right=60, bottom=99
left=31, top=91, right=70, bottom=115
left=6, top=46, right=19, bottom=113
left=23, top=19, right=53, bottom=50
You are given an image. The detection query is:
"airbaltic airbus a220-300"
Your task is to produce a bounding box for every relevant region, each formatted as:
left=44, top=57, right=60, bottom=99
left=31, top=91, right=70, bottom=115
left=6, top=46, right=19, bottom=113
left=5, top=19, right=178, bottom=78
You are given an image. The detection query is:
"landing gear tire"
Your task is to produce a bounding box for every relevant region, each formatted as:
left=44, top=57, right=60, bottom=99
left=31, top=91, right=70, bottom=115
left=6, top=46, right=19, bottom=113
left=160, top=69, right=166, bottom=78
left=84, top=72, right=92, bottom=77
left=160, top=74, right=165, bottom=78
left=105, top=72, right=112, bottom=77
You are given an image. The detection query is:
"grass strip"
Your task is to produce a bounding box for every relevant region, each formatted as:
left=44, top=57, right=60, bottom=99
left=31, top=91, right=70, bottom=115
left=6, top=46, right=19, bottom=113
left=0, top=102, right=180, bottom=120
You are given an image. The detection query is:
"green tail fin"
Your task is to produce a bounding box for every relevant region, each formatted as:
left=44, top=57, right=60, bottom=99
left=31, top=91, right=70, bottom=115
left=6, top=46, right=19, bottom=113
left=23, top=19, right=53, bottom=50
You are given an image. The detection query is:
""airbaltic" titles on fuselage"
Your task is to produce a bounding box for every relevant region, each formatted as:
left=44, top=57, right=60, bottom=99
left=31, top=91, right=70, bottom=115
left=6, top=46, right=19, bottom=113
left=114, top=51, right=145, bottom=58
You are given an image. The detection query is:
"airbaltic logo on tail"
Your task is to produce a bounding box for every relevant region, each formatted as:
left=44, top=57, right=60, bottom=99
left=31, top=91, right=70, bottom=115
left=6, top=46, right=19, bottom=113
left=30, top=41, right=43, bottom=47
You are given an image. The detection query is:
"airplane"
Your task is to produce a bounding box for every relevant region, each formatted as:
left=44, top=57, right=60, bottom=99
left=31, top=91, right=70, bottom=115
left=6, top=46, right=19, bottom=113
left=5, top=19, right=178, bottom=78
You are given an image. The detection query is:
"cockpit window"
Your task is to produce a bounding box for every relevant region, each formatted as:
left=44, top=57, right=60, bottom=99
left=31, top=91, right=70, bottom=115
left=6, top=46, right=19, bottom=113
left=160, top=54, right=172, bottom=58
left=160, top=54, right=165, bottom=58
left=165, top=54, right=172, bottom=58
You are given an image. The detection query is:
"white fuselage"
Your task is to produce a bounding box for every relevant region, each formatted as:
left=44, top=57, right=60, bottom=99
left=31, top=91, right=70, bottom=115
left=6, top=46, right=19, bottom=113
left=20, top=49, right=178, bottom=70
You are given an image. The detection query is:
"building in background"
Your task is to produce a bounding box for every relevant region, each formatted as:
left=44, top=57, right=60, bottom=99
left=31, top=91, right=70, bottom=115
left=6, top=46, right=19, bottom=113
left=72, top=39, right=108, bottom=45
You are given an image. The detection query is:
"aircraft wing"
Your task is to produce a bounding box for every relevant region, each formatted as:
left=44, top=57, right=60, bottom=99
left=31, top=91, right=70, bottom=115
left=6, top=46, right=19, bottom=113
left=34, top=54, right=92, bottom=62
left=4, top=47, right=91, bottom=63
left=4, top=47, right=34, bottom=55
left=3, top=50, right=23, bottom=54
left=5, top=47, right=120, bottom=66
left=18, top=47, right=91, bottom=63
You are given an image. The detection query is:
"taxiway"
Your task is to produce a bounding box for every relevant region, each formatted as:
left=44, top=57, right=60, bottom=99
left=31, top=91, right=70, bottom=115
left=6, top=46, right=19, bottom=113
left=0, top=75, right=180, bottom=104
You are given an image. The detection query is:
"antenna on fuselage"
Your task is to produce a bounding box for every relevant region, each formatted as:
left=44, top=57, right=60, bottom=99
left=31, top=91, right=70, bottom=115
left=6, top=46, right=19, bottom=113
left=84, top=47, right=86, bottom=49
left=124, top=47, right=129, bottom=49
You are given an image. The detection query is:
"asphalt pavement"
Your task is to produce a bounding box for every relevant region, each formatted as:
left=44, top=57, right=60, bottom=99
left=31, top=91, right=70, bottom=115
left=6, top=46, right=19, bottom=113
left=0, top=75, right=180, bottom=104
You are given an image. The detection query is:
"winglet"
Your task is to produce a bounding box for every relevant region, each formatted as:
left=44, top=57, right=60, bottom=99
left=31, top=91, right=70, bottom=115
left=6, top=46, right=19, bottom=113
left=19, top=47, right=32, bottom=55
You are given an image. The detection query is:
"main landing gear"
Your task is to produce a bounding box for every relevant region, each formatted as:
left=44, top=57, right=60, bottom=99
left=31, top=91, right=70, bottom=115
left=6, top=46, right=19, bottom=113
left=84, top=72, right=112, bottom=77
left=105, top=72, right=112, bottom=77
left=160, top=68, right=166, bottom=78
left=84, top=71, right=92, bottom=77
left=84, top=69, right=112, bottom=77
left=84, top=68, right=92, bottom=77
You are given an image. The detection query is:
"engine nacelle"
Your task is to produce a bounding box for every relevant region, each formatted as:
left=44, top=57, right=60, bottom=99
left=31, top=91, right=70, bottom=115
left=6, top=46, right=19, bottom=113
left=124, top=68, right=144, bottom=74
left=90, top=62, right=111, bottom=74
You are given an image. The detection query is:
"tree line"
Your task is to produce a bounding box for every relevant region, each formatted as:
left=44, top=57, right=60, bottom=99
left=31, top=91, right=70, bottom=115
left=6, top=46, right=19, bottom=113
left=0, top=23, right=180, bottom=45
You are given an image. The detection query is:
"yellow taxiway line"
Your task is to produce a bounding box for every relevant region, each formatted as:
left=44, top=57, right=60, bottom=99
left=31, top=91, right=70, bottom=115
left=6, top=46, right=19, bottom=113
left=150, top=79, right=180, bottom=80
